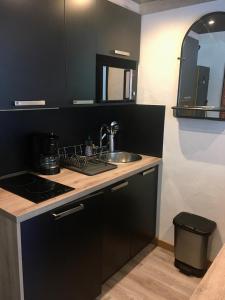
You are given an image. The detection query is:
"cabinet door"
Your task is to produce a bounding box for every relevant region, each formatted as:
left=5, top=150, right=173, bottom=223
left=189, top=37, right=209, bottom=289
left=96, top=0, right=141, bottom=61
left=0, top=0, right=65, bottom=109
left=102, top=180, right=131, bottom=282
left=21, top=192, right=103, bottom=300
left=129, top=166, right=158, bottom=258
left=65, top=0, right=97, bottom=105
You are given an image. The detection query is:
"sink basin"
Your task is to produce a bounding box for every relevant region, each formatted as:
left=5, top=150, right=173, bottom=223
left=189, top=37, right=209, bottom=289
left=105, top=152, right=142, bottom=163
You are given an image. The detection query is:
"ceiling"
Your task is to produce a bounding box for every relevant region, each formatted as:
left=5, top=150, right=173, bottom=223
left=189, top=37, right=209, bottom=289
left=133, top=0, right=217, bottom=15
left=132, top=0, right=153, bottom=3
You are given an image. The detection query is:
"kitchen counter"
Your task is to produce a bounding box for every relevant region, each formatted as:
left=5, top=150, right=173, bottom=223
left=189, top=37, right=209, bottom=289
left=0, top=155, right=161, bottom=222
left=190, top=244, right=225, bottom=300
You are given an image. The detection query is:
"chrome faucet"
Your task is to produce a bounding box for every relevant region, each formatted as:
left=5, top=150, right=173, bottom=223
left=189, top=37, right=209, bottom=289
left=99, top=121, right=119, bottom=153
left=109, top=121, right=119, bottom=153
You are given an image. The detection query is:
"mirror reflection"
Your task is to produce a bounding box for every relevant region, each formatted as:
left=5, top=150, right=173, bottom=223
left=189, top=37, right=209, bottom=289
left=177, top=12, right=225, bottom=120
left=107, top=67, right=132, bottom=101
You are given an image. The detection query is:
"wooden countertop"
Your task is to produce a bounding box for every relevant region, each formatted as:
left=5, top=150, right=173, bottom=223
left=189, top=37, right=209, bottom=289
left=0, top=155, right=161, bottom=223
left=190, top=244, right=225, bottom=300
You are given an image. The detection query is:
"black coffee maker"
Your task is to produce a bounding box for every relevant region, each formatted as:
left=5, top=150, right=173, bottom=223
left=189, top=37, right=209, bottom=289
left=32, top=132, right=60, bottom=175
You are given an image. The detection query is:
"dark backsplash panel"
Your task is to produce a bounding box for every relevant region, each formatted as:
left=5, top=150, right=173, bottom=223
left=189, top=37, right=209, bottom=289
left=0, top=104, right=165, bottom=176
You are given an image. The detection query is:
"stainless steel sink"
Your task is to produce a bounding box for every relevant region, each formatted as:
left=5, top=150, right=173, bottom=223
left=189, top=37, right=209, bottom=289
left=105, top=152, right=142, bottom=163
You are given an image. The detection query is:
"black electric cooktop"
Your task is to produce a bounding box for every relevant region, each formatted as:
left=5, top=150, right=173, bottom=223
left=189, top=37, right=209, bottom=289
left=0, top=173, right=74, bottom=203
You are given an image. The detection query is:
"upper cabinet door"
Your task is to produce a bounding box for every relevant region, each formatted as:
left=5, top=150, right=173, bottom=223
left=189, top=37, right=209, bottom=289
left=0, top=0, right=65, bottom=109
left=96, top=0, right=141, bottom=61
left=65, top=0, right=97, bottom=105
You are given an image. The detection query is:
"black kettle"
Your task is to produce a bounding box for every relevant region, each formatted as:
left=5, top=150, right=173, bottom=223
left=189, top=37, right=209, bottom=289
left=32, top=132, right=60, bottom=175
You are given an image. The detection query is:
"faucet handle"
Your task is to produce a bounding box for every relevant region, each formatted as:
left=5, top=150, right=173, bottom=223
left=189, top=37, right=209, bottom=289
left=100, top=123, right=110, bottom=132
left=101, top=133, right=107, bottom=140
left=110, top=121, right=119, bottom=134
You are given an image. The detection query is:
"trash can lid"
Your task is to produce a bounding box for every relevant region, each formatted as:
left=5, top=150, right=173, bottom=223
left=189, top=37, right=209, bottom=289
left=173, top=212, right=216, bottom=235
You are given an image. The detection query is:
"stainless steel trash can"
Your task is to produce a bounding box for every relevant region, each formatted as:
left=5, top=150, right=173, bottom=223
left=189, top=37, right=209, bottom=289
left=173, top=212, right=216, bottom=277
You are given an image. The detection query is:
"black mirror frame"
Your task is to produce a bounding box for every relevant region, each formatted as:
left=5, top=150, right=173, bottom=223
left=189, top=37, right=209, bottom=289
left=173, top=11, right=225, bottom=121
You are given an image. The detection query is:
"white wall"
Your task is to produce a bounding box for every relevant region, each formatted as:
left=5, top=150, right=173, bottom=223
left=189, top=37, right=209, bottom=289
left=138, top=0, right=225, bottom=260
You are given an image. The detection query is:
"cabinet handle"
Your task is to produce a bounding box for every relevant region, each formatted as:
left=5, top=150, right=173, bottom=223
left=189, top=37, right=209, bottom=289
left=113, top=50, right=130, bottom=57
left=111, top=181, right=128, bottom=192
left=52, top=190, right=104, bottom=220
left=73, top=100, right=94, bottom=105
left=14, top=100, right=46, bottom=106
left=142, top=168, right=155, bottom=176
left=52, top=204, right=84, bottom=220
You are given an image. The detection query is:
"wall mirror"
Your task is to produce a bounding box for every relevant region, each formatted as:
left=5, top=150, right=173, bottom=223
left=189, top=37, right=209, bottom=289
left=173, top=12, right=225, bottom=120
left=96, top=54, right=137, bottom=103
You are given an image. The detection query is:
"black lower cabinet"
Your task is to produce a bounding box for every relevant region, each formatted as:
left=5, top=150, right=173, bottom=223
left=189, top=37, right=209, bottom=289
left=21, top=167, right=158, bottom=298
left=102, top=180, right=131, bottom=282
left=129, top=167, right=158, bottom=258
left=102, top=166, right=158, bottom=282
left=21, top=191, right=103, bottom=300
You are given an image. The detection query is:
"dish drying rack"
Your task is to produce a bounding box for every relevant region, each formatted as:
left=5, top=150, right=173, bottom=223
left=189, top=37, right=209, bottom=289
left=58, top=144, right=117, bottom=176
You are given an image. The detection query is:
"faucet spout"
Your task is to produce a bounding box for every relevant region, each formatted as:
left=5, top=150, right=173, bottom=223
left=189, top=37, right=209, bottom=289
left=109, top=121, right=119, bottom=153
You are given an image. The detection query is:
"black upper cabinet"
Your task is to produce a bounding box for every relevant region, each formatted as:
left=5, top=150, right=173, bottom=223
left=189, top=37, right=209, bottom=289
left=96, top=0, right=141, bottom=61
left=65, top=0, right=97, bottom=105
left=0, top=0, right=141, bottom=109
left=0, top=0, right=65, bottom=109
left=21, top=192, right=103, bottom=300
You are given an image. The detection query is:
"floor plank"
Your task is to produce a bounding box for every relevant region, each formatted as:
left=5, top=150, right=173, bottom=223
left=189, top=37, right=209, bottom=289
left=98, top=246, right=201, bottom=300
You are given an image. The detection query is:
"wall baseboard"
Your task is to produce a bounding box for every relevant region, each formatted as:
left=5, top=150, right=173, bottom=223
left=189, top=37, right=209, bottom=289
left=153, top=238, right=174, bottom=252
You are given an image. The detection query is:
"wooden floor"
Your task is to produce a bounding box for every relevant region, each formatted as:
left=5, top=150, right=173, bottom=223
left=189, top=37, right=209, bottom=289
left=98, top=246, right=201, bottom=300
